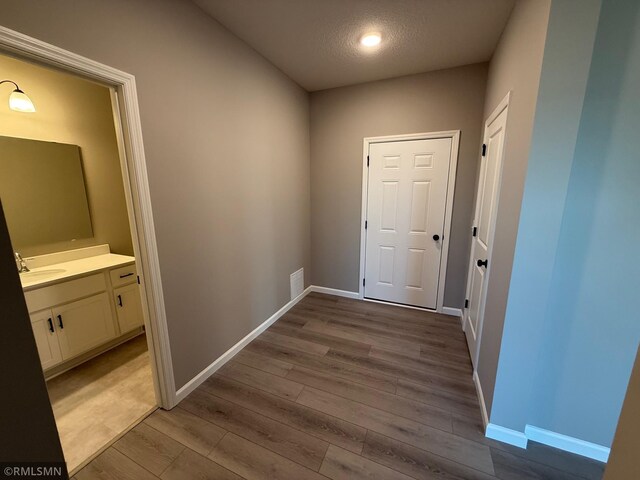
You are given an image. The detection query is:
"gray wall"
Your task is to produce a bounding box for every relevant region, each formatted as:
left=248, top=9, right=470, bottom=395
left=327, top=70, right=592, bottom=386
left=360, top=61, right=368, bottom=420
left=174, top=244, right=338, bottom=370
left=530, top=0, right=640, bottom=446
left=0, top=0, right=311, bottom=390
left=0, top=201, right=66, bottom=470
left=0, top=53, right=133, bottom=257
left=310, top=63, right=488, bottom=307
left=489, top=0, right=602, bottom=432
left=475, top=0, right=551, bottom=413
left=493, top=0, right=640, bottom=448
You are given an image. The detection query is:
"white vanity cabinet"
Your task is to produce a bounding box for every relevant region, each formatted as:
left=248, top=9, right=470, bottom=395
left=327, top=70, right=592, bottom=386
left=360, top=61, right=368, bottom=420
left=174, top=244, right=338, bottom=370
left=22, top=249, right=143, bottom=374
left=54, top=293, right=115, bottom=360
left=30, top=293, right=114, bottom=364
left=111, top=264, right=144, bottom=333
left=30, top=310, right=63, bottom=370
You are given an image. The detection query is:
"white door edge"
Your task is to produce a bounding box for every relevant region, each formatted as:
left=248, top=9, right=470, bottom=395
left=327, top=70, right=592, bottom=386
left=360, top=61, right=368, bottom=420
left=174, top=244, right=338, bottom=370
left=463, top=92, right=511, bottom=366
left=359, top=130, right=461, bottom=313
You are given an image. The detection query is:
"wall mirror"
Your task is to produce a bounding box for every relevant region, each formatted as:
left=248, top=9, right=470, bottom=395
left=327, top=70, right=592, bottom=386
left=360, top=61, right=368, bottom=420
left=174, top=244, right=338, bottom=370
left=0, top=135, right=93, bottom=250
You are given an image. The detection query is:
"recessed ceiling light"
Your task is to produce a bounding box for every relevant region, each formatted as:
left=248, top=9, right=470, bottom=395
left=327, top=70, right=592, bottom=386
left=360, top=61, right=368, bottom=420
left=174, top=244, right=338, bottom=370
left=360, top=32, right=382, bottom=47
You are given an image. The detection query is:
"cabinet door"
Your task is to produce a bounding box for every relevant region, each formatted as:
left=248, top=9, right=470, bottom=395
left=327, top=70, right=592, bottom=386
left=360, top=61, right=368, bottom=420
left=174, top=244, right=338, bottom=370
left=30, top=309, right=63, bottom=370
left=114, top=283, right=144, bottom=333
left=54, top=293, right=116, bottom=360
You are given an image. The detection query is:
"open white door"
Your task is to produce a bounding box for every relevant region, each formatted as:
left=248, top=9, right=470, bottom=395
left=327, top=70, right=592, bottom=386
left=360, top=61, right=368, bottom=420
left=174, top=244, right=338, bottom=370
left=464, top=95, right=509, bottom=366
left=364, top=137, right=454, bottom=309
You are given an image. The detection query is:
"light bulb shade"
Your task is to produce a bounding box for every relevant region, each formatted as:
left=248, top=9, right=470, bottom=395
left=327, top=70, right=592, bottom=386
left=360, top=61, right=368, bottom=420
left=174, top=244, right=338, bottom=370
left=9, top=90, right=36, bottom=112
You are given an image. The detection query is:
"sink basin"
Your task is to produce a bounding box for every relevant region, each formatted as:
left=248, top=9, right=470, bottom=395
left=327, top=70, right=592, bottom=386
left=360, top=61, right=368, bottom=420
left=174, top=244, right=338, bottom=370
left=20, top=268, right=66, bottom=281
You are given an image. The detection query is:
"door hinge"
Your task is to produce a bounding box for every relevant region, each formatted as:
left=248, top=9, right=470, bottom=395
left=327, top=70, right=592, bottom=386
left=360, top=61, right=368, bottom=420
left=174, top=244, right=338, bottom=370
left=481, top=144, right=487, bottom=157
left=363, top=278, right=366, bottom=287
left=472, top=226, right=477, bottom=237
left=365, top=220, right=368, bottom=230
left=367, top=155, right=370, bottom=167
left=464, top=299, right=469, bottom=309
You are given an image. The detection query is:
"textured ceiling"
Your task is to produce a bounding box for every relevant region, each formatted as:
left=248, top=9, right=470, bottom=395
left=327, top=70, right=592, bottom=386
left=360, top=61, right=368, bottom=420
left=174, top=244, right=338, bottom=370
left=193, top=0, right=515, bottom=91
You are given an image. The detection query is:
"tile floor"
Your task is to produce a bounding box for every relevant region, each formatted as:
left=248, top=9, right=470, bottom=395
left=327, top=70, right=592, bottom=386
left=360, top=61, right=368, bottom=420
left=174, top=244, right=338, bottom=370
left=47, top=334, right=156, bottom=473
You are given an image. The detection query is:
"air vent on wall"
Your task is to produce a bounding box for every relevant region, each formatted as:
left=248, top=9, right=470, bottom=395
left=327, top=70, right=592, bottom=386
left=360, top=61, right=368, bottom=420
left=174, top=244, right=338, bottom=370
left=290, top=268, right=304, bottom=300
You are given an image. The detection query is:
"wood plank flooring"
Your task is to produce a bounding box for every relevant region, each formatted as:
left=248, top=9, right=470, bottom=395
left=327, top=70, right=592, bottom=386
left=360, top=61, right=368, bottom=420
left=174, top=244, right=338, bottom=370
left=74, top=293, right=605, bottom=480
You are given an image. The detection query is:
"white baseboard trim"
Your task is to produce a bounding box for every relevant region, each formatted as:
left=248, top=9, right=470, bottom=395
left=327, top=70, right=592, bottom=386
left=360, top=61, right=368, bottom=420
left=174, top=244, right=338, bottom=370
left=486, top=424, right=529, bottom=449
left=524, top=425, right=610, bottom=463
left=174, top=286, right=312, bottom=403
left=473, top=371, right=489, bottom=428
left=441, top=307, right=462, bottom=318
left=310, top=285, right=360, bottom=299
left=484, top=422, right=609, bottom=461
left=310, top=287, right=463, bottom=319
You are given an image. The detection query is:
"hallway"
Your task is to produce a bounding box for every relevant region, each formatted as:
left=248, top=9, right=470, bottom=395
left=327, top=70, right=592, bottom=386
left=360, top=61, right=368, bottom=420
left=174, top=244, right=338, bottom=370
left=74, top=293, right=604, bottom=479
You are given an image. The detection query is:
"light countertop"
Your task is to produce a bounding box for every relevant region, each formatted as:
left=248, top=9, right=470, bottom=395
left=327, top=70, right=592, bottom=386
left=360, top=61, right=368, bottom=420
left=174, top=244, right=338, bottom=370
left=20, top=253, right=135, bottom=291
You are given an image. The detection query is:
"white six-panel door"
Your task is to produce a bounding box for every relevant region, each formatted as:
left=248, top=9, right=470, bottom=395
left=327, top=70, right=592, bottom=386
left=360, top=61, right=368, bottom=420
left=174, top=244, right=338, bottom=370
left=464, top=99, right=509, bottom=366
left=364, top=138, right=453, bottom=309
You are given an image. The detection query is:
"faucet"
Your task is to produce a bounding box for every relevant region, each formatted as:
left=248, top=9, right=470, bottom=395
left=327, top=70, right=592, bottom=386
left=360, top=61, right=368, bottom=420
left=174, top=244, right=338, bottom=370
left=15, top=252, right=30, bottom=273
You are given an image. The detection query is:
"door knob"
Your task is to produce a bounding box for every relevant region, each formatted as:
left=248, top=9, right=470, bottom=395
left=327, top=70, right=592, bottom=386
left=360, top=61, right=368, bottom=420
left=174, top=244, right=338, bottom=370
left=433, top=234, right=440, bottom=241
left=477, top=259, right=488, bottom=268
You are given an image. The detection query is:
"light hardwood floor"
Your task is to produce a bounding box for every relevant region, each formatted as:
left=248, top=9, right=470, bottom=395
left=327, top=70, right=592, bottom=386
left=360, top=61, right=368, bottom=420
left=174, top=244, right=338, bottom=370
left=73, top=293, right=605, bottom=479
left=47, top=334, right=156, bottom=473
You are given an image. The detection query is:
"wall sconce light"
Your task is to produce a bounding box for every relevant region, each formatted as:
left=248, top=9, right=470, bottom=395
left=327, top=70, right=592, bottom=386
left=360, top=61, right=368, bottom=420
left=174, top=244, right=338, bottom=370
left=0, top=80, right=36, bottom=112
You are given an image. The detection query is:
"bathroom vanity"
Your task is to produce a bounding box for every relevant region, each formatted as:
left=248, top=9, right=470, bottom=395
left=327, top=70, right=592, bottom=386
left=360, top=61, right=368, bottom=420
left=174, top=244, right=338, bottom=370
left=21, top=245, right=144, bottom=376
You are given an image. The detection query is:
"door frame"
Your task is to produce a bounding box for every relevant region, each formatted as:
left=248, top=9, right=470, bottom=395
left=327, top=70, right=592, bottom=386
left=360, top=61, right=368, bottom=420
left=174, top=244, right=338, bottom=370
left=359, top=130, right=461, bottom=313
left=0, top=26, right=176, bottom=409
left=463, top=92, right=511, bottom=366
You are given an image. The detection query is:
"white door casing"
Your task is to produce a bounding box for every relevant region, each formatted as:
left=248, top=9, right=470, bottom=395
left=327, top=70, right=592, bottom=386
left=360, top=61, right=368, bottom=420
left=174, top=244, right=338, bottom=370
left=464, top=93, right=510, bottom=366
left=0, top=26, right=175, bottom=407
left=362, top=133, right=458, bottom=310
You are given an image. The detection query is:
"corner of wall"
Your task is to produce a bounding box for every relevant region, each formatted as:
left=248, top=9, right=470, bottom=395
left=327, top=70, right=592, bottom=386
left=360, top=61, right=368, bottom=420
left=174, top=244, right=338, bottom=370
left=485, top=0, right=603, bottom=440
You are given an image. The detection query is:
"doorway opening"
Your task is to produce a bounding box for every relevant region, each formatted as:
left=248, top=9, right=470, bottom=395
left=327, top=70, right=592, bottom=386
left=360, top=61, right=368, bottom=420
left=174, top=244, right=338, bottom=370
left=463, top=92, right=510, bottom=369
left=0, top=26, right=173, bottom=474
left=359, top=131, right=460, bottom=312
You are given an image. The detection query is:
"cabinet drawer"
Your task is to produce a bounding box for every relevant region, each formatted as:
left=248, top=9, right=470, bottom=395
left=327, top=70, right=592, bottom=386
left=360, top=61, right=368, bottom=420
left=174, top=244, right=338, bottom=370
left=24, top=273, right=107, bottom=313
left=110, top=263, right=137, bottom=287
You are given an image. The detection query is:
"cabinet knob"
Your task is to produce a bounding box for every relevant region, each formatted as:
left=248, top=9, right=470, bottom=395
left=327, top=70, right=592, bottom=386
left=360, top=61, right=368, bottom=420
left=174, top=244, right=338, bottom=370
left=117, top=295, right=123, bottom=307
left=47, top=318, right=54, bottom=333
left=57, top=315, right=64, bottom=329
